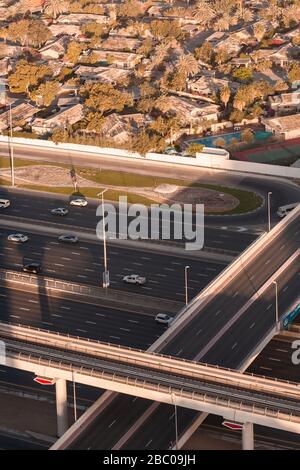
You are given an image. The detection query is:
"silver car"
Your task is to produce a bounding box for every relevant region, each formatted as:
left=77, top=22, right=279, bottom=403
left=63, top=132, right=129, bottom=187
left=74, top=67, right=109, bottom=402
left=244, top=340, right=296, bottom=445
left=7, top=233, right=29, bottom=243
left=58, top=235, right=78, bottom=244
left=155, top=313, right=174, bottom=325
left=70, top=198, right=88, bottom=207
left=51, top=207, right=68, bottom=216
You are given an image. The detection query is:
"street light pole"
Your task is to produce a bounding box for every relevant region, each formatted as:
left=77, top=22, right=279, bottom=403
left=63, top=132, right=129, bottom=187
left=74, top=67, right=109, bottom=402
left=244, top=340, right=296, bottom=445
left=72, top=371, right=77, bottom=422
left=268, top=192, right=272, bottom=232
left=171, top=393, right=178, bottom=450
left=9, top=103, right=14, bottom=187
left=272, top=280, right=279, bottom=326
left=185, top=266, right=190, bottom=306
left=97, top=189, right=109, bottom=288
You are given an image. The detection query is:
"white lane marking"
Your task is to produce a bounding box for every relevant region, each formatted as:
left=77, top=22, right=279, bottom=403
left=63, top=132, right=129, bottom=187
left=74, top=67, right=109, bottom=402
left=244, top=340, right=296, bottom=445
left=84, top=269, right=95, bottom=272
left=176, top=349, right=183, bottom=356
left=4, top=247, right=13, bottom=251
left=110, top=336, right=120, bottom=340
left=86, top=321, right=96, bottom=325
left=60, top=306, right=71, bottom=310
left=0, top=294, right=7, bottom=298
left=108, top=420, right=116, bottom=428
left=77, top=275, right=87, bottom=278
left=54, top=263, right=65, bottom=267
left=96, top=313, right=106, bottom=317
left=52, top=314, right=62, bottom=318
left=196, top=329, right=202, bottom=335
left=77, top=329, right=87, bottom=333
left=32, top=252, right=42, bottom=256
left=250, top=322, right=255, bottom=329
left=92, top=262, right=101, bottom=266
left=71, top=252, right=81, bottom=256
left=145, top=439, right=152, bottom=448
left=233, top=291, right=238, bottom=297
left=176, top=292, right=184, bottom=296
left=46, top=269, right=56, bottom=273
left=275, top=348, right=288, bottom=353
left=283, top=286, right=288, bottom=292
left=259, top=366, right=272, bottom=371
left=50, top=242, right=59, bottom=245
left=44, top=247, right=51, bottom=250
left=265, top=259, right=270, bottom=265
left=42, top=322, right=53, bottom=326
left=133, top=262, right=143, bottom=266
left=120, top=328, right=130, bottom=332
left=215, top=310, right=221, bottom=316
left=11, top=315, right=20, bottom=319
left=196, top=273, right=209, bottom=277
left=171, top=262, right=182, bottom=265
left=156, top=274, right=167, bottom=277
left=141, top=286, right=152, bottom=290
left=79, top=246, right=89, bottom=250
left=269, top=357, right=280, bottom=362
left=149, top=280, right=159, bottom=284
left=28, top=300, right=38, bottom=304
left=231, top=342, right=237, bottom=350
left=280, top=244, right=286, bottom=250
left=164, top=267, right=175, bottom=271
left=128, top=320, right=139, bottom=324
left=62, top=257, right=71, bottom=261
left=19, top=307, right=30, bottom=311
left=141, top=257, right=151, bottom=260
left=267, top=304, right=272, bottom=310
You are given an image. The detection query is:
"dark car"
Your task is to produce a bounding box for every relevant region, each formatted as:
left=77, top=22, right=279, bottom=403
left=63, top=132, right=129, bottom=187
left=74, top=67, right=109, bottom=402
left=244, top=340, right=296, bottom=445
left=22, top=262, right=42, bottom=274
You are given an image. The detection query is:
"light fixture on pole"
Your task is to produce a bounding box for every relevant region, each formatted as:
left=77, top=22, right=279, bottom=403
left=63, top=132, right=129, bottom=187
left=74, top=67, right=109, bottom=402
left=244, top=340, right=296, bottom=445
left=268, top=192, right=272, bottom=232
left=171, top=392, right=178, bottom=450
left=185, top=265, right=190, bottom=306
left=272, top=280, right=279, bottom=326
left=9, top=103, right=14, bottom=187
left=97, top=189, right=109, bottom=288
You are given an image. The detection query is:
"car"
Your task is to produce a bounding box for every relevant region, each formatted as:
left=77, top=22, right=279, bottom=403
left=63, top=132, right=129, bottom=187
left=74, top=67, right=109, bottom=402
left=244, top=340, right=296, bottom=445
left=123, top=274, right=146, bottom=285
left=51, top=207, right=68, bottom=216
left=0, top=199, right=10, bottom=208
left=70, top=198, right=88, bottom=207
left=233, top=126, right=241, bottom=131
left=58, top=235, right=78, bottom=244
left=155, top=313, right=174, bottom=325
left=22, top=262, right=41, bottom=274
left=7, top=233, right=29, bottom=243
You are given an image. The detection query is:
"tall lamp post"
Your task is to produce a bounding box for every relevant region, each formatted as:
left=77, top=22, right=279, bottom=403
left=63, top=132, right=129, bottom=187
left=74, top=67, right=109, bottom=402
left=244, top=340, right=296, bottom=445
left=268, top=192, right=272, bottom=232
left=9, top=103, right=14, bottom=187
left=272, top=280, right=279, bottom=327
left=97, top=189, right=109, bottom=288
left=171, top=392, right=178, bottom=450
left=185, top=266, right=190, bottom=306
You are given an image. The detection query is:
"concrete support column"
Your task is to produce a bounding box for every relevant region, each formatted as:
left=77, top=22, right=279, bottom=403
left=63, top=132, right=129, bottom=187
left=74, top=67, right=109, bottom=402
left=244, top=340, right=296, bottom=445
left=55, top=378, right=68, bottom=437
left=242, top=422, right=254, bottom=450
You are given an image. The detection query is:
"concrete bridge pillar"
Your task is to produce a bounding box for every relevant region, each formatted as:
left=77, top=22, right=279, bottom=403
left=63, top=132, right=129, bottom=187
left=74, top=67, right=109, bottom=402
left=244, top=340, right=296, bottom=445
left=55, top=378, right=68, bottom=437
left=242, top=422, right=254, bottom=450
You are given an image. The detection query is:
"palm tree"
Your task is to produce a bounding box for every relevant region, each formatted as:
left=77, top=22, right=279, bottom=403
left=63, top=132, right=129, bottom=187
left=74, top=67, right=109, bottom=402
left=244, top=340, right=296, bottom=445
left=192, top=0, right=215, bottom=26
left=176, top=53, right=199, bottom=78
left=43, top=0, right=69, bottom=19
left=220, top=85, right=231, bottom=109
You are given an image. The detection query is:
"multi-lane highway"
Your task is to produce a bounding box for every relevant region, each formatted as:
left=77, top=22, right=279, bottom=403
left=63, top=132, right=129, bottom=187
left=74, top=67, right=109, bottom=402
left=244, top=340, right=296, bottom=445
left=0, top=189, right=260, bottom=253
left=67, top=211, right=300, bottom=450
left=0, top=228, right=227, bottom=302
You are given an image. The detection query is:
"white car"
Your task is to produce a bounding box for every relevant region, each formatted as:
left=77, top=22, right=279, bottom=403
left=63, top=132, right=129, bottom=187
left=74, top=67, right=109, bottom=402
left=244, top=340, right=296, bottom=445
left=70, top=198, right=88, bottom=207
left=58, top=235, right=78, bottom=244
left=51, top=207, right=68, bottom=216
left=123, top=274, right=146, bottom=285
left=155, top=313, right=174, bottom=325
left=0, top=199, right=10, bottom=208
left=7, top=233, right=29, bottom=243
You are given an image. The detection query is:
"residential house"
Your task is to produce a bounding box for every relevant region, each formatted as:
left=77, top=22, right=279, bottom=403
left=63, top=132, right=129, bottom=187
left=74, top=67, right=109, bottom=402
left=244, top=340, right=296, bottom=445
left=230, top=57, right=252, bottom=68
left=56, top=14, right=110, bottom=25
left=0, top=102, right=39, bottom=132
left=100, top=36, right=142, bottom=52
left=0, top=58, right=10, bottom=76
left=268, top=93, right=300, bottom=115
left=31, top=103, right=84, bottom=134
left=0, top=44, right=23, bottom=59
left=48, top=24, right=82, bottom=39
left=263, top=113, right=300, bottom=140
left=269, top=44, right=297, bottom=68
left=91, top=50, right=143, bottom=69
left=187, top=75, right=232, bottom=97
left=164, top=96, right=220, bottom=125
left=39, top=36, right=70, bottom=60
left=90, top=112, right=150, bottom=144
left=75, top=65, right=131, bottom=84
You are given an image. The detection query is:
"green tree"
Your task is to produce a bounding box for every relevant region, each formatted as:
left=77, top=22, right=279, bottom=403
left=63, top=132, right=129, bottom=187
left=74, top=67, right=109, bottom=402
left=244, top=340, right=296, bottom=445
left=8, top=60, right=52, bottom=94
left=229, top=109, right=244, bottom=123
left=241, top=128, right=254, bottom=144
left=150, top=20, right=182, bottom=40
left=30, top=81, right=60, bottom=107
left=43, top=0, right=69, bottom=19
left=80, top=82, right=133, bottom=114
left=194, top=42, right=214, bottom=64
left=118, top=0, right=143, bottom=17
left=65, top=42, right=84, bottom=64
left=186, top=143, right=204, bottom=156
left=232, top=67, right=253, bottom=83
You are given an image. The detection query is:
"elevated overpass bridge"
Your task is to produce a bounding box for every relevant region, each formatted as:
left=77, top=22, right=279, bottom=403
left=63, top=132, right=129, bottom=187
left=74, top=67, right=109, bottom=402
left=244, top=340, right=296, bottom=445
left=1, top=205, right=299, bottom=450
left=51, top=204, right=300, bottom=450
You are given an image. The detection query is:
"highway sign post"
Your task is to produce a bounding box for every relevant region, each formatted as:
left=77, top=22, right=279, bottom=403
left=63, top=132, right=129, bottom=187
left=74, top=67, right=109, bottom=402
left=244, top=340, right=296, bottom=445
left=34, top=377, right=56, bottom=385
left=222, top=421, right=243, bottom=431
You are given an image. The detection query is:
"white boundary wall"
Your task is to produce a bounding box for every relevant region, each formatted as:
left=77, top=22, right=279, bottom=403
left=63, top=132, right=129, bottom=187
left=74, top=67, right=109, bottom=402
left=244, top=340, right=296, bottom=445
left=1, top=135, right=299, bottom=179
